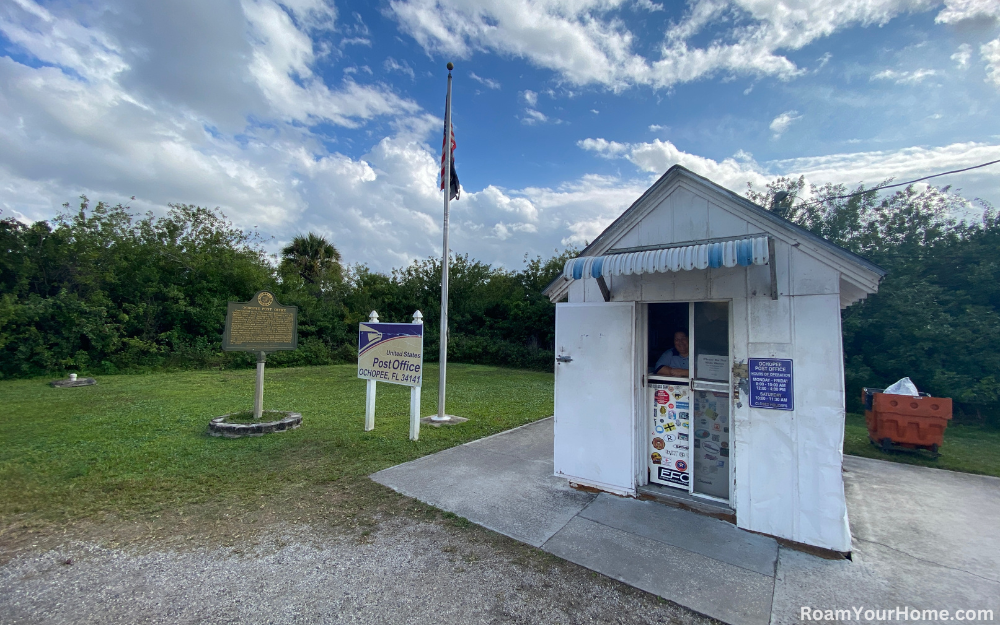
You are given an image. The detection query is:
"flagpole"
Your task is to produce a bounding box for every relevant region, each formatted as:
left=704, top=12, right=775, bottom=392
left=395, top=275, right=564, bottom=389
left=434, top=62, right=454, bottom=423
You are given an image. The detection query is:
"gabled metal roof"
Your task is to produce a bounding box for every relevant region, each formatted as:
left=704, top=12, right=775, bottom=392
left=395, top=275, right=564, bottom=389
left=543, top=165, right=886, bottom=299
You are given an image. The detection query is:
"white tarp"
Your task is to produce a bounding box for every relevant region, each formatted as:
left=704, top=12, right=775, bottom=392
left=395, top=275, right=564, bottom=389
left=885, top=377, right=920, bottom=396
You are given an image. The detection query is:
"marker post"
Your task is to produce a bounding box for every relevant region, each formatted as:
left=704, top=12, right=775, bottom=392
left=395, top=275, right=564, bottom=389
left=364, top=310, right=379, bottom=431
left=409, top=310, right=423, bottom=441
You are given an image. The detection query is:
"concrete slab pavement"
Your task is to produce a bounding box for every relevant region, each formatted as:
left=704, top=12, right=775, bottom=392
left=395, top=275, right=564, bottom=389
left=372, top=418, right=1000, bottom=625
left=373, top=418, right=779, bottom=625
left=577, top=495, right=777, bottom=577
left=843, top=455, right=1000, bottom=583
left=544, top=515, right=775, bottom=625
left=371, top=420, right=596, bottom=547
left=771, top=456, right=1000, bottom=625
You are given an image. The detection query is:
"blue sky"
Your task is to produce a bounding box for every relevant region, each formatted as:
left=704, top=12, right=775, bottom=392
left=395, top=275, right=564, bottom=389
left=1, top=0, right=998, bottom=271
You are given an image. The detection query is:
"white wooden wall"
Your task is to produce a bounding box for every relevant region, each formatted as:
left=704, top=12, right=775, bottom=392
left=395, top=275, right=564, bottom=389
left=565, top=182, right=852, bottom=552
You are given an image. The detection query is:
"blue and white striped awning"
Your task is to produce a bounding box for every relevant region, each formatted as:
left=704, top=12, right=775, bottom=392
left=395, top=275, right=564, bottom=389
left=563, top=236, right=770, bottom=282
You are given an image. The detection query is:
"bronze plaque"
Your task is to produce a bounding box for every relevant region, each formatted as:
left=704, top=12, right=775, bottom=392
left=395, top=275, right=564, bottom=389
left=222, top=291, right=298, bottom=352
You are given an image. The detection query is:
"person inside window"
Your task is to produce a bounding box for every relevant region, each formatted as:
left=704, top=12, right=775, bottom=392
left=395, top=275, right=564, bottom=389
left=654, top=330, right=689, bottom=377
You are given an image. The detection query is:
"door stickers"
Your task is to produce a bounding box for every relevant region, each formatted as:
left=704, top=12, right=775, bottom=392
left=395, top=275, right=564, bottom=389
left=649, top=383, right=690, bottom=489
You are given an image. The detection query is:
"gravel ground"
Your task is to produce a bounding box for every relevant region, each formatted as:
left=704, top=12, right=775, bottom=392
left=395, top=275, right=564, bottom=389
left=0, top=516, right=714, bottom=625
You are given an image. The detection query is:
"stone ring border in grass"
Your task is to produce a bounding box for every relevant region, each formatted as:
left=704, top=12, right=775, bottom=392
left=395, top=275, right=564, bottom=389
left=208, top=411, right=302, bottom=438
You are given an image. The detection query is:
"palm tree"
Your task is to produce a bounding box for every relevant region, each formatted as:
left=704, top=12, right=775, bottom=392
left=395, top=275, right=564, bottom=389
left=280, top=233, right=341, bottom=285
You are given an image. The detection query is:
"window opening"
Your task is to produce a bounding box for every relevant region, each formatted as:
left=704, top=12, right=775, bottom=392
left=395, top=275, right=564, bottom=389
left=648, top=303, right=689, bottom=377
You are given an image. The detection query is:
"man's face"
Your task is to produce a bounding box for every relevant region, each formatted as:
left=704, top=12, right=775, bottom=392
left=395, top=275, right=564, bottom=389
left=674, top=332, right=689, bottom=355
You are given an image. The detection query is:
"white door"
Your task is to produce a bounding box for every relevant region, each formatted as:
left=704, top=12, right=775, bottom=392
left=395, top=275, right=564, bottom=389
left=554, top=302, right=636, bottom=496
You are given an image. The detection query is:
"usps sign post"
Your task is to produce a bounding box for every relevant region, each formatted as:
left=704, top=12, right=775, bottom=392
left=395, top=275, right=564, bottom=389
left=358, top=310, right=424, bottom=440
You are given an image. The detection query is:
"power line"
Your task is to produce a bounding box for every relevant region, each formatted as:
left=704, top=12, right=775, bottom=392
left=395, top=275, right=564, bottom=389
left=780, top=158, right=1000, bottom=209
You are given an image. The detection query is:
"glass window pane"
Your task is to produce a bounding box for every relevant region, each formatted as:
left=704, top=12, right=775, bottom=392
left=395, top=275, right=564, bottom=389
left=693, top=301, right=729, bottom=382
left=692, top=389, right=730, bottom=499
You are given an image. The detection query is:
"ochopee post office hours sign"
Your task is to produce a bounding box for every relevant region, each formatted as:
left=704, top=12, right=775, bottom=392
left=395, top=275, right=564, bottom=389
left=749, top=358, right=794, bottom=411
left=358, top=323, right=423, bottom=387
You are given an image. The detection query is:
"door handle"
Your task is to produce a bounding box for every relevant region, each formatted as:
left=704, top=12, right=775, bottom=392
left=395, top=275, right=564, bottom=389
left=556, top=355, right=573, bottom=363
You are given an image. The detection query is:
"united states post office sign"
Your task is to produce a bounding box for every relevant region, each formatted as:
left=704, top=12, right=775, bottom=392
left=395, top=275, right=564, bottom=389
left=749, top=358, right=794, bottom=411
left=358, top=322, right=424, bottom=387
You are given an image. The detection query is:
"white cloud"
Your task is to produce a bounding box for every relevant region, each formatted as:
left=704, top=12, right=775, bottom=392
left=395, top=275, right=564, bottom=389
left=578, top=135, right=1000, bottom=208
left=340, top=37, right=372, bottom=47
left=473, top=185, right=539, bottom=222
left=770, top=142, right=1000, bottom=193
left=649, top=124, right=668, bottom=131
left=578, top=137, right=631, bottom=157
left=0, top=0, right=439, bottom=269
left=390, top=0, right=643, bottom=88
left=390, top=0, right=941, bottom=90
left=454, top=175, right=645, bottom=262
left=522, top=175, right=649, bottom=248
left=0, top=0, right=128, bottom=82
left=983, top=39, right=1000, bottom=88
left=4, top=0, right=998, bottom=275
left=769, top=111, right=802, bottom=138
left=634, top=0, right=664, bottom=11
left=578, top=137, right=771, bottom=191
left=870, top=68, right=938, bottom=84
left=521, top=109, right=550, bottom=125
left=517, top=90, right=561, bottom=124
left=0, top=0, right=644, bottom=272
left=0, top=0, right=640, bottom=271
left=242, top=0, right=418, bottom=127
left=272, top=135, right=1000, bottom=262
left=935, top=0, right=1000, bottom=23
left=469, top=72, right=501, bottom=89
left=1, top=60, right=302, bottom=229
left=952, top=43, right=972, bottom=68
left=384, top=57, right=416, bottom=79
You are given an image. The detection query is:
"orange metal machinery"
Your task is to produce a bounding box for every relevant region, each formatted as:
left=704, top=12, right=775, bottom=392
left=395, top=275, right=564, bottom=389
left=863, top=389, right=953, bottom=455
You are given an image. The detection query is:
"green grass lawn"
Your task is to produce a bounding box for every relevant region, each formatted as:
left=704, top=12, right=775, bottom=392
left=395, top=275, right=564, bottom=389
left=844, top=412, right=1000, bottom=477
left=3, top=366, right=998, bottom=536
left=0, top=363, right=553, bottom=525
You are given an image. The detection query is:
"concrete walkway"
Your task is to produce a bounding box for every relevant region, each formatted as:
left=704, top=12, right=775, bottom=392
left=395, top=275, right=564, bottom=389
left=772, top=455, right=1000, bottom=625
left=372, top=418, right=1000, bottom=625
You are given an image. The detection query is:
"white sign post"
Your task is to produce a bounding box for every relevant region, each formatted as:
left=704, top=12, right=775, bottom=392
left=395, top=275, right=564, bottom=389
left=364, top=311, right=379, bottom=432
left=358, top=310, right=425, bottom=441
left=409, top=311, right=423, bottom=440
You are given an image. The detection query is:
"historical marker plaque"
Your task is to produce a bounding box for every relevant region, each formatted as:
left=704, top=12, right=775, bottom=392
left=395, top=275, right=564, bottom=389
left=222, top=291, right=298, bottom=352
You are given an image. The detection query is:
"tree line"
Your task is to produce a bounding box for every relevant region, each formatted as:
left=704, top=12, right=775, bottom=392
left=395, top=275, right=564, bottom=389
left=747, top=179, right=998, bottom=425
left=1, top=181, right=998, bottom=426
left=0, top=199, right=571, bottom=379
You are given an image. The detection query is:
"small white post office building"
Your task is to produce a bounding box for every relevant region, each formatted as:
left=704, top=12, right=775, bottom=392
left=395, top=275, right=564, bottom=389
left=543, top=165, right=885, bottom=553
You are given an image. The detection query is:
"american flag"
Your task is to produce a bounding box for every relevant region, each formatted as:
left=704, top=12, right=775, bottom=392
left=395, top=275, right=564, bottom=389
left=440, top=112, right=459, bottom=200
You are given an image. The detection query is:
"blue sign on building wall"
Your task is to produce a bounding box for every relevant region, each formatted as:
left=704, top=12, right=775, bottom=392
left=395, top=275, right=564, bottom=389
left=749, top=358, right=794, bottom=411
